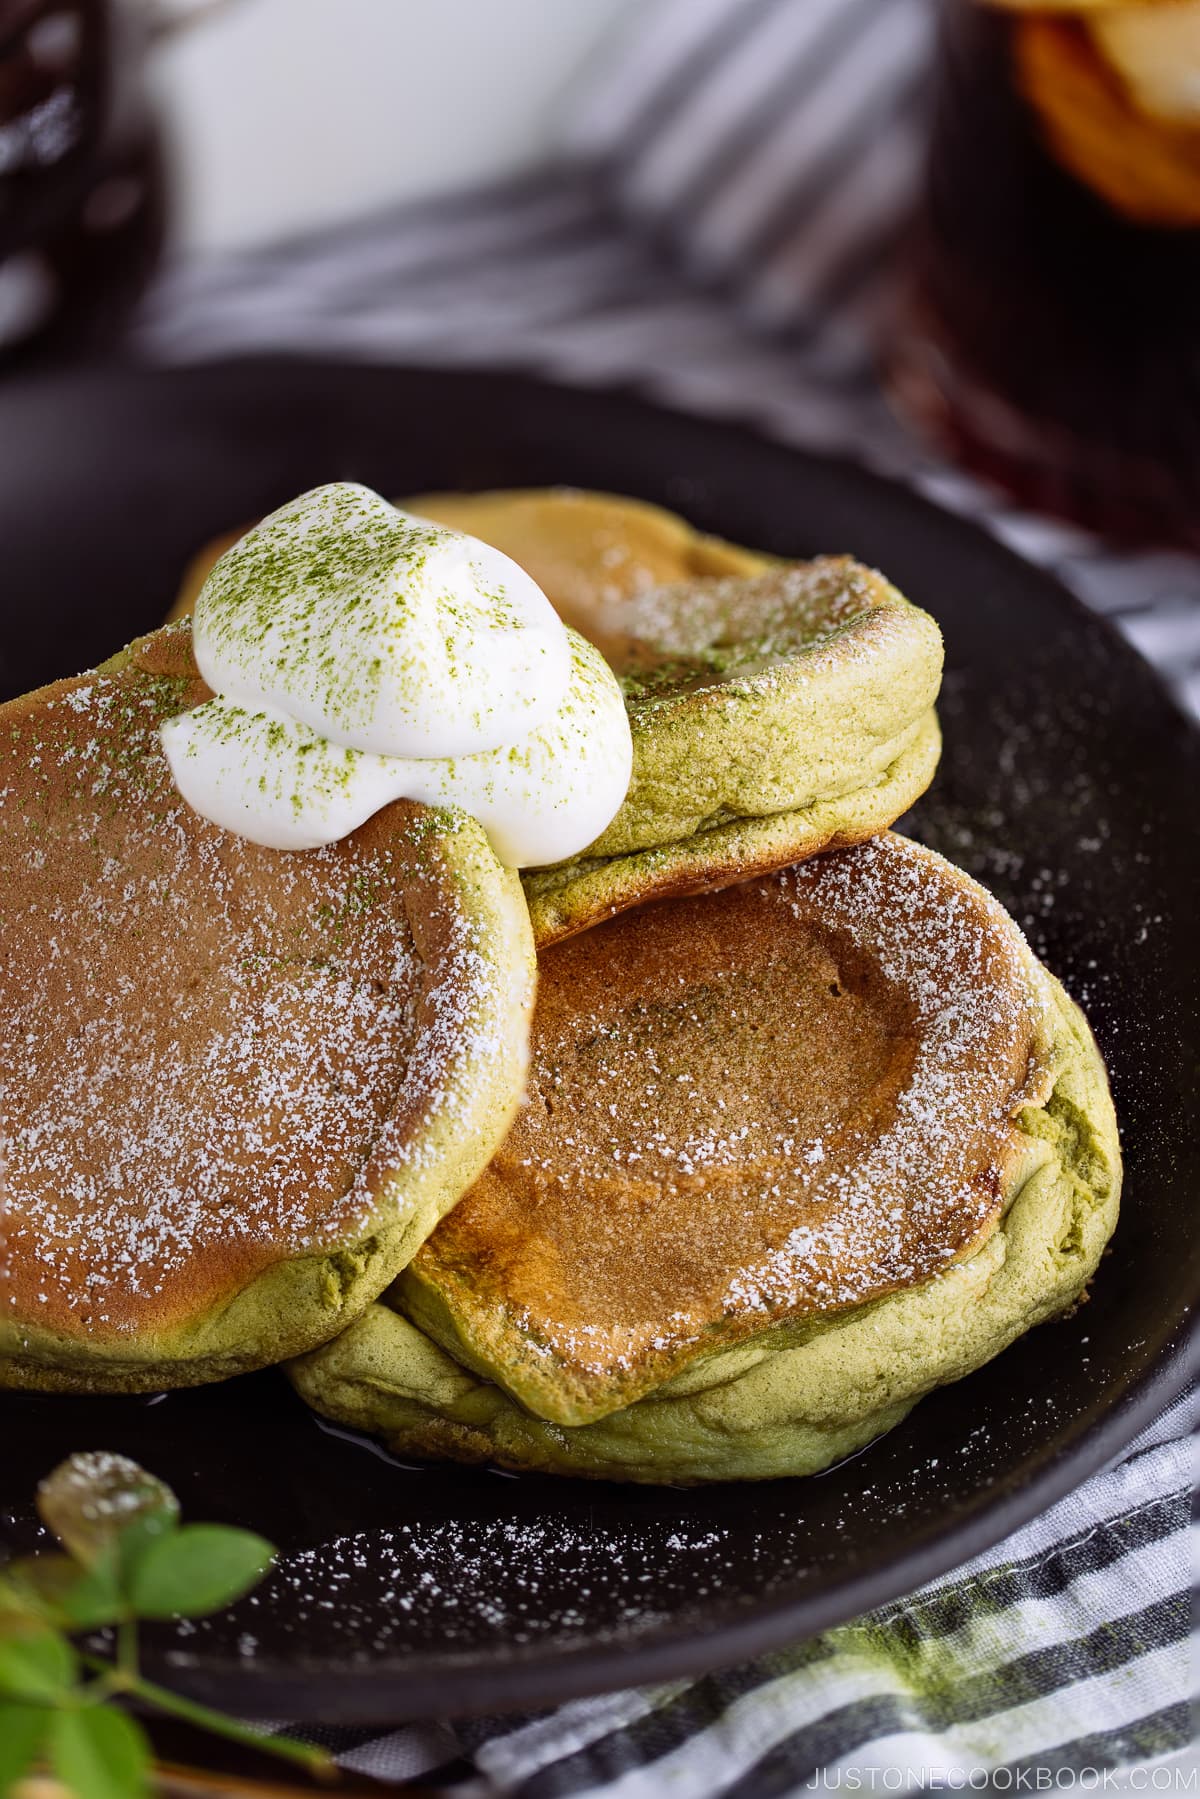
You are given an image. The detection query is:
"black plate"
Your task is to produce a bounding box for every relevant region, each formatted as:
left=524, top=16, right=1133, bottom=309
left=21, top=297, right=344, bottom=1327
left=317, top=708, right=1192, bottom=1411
left=0, top=361, right=1196, bottom=1724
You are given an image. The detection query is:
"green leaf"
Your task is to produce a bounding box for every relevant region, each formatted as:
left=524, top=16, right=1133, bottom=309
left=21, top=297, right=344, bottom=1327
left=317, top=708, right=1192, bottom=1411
left=60, top=1559, right=128, bottom=1631
left=0, top=1626, right=76, bottom=1701
left=37, top=1454, right=180, bottom=1572
left=0, top=1572, right=41, bottom=1635
left=0, top=1700, right=47, bottom=1793
left=112, top=1508, right=180, bottom=1592
left=4, top=1554, right=125, bottom=1630
left=49, top=1704, right=152, bottom=1799
left=127, top=1524, right=274, bottom=1620
left=4, top=1554, right=82, bottom=1619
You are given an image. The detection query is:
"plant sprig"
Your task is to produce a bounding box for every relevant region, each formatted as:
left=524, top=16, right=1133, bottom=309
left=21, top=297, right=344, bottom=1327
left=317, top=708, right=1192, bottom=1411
left=0, top=1452, right=332, bottom=1797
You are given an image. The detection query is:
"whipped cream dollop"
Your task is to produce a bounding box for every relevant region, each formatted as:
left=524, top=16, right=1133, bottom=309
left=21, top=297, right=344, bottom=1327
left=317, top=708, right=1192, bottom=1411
left=160, top=483, right=632, bottom=866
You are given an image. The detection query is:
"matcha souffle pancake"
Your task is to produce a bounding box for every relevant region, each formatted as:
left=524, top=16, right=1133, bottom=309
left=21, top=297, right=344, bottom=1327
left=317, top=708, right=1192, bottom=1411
left=0, top=482, right=642, bottom=1393
left=290, top=834, right=1121, bottom=1483
left=174, top=489, right=944, bottom=946
left=0, top=627, right=533, bottom=1393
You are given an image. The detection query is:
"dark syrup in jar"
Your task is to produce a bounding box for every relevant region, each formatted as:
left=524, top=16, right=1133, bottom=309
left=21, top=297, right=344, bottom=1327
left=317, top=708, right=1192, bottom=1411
left=0, top=0, right=166, bottom=362
left=888, top=1, right=1200, bottom=551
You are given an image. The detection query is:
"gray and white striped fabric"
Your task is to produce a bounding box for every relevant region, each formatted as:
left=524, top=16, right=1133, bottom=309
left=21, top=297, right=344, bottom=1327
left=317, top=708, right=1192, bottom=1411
left=131, top=0, right=1200, bottom=1787
left=560, top=0, right=932, bottom=333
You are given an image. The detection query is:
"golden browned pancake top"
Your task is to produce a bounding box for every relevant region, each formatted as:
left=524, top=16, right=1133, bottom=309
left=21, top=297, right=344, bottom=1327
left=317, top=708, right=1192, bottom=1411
left=0, top=627, right=502, bottom=1345
left=410, top=834, right=1055, bottom=1419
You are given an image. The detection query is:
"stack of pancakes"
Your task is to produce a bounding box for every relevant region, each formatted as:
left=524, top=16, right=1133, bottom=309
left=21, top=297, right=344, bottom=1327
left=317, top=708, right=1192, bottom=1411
left=1, top=491, right=1120, bottom=1482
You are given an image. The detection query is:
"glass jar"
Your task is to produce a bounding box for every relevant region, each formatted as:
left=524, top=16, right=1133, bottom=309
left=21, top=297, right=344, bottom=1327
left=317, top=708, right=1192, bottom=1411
left=888, top=0, right=1200, bottom=550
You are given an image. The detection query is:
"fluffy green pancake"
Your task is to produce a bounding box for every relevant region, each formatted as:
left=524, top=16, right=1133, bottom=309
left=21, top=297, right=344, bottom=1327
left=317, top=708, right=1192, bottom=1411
left=523, top=704, right=941, bottom=946
left=289, top=837, right=1120, bottom=1483
left=172, top=491, right=944, bottom=947
left=0, top=625, right=536, bottom=1393
left=410, top=492, right=944, bottom=946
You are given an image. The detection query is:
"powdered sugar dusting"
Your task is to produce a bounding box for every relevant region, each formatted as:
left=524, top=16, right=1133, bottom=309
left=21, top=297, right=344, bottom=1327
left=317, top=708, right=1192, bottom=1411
left=726, top=837, right=1052, bottom=1317
left=600, top=559, right=920, bottom=707
left=170, top=1512, right=739, bottom=1660
left=420, top=833, right=1053, bottom=1402
left=0, top=637, right=512, bottom=1346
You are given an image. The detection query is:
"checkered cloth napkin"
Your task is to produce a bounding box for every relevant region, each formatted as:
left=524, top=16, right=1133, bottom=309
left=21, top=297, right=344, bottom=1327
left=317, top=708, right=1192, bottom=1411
left=133, top=1, right=1200, bottom=1788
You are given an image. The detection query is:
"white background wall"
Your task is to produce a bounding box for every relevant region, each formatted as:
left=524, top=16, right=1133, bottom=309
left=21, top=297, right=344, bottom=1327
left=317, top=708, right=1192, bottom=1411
left=152, top=0, right=635, bottom=254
